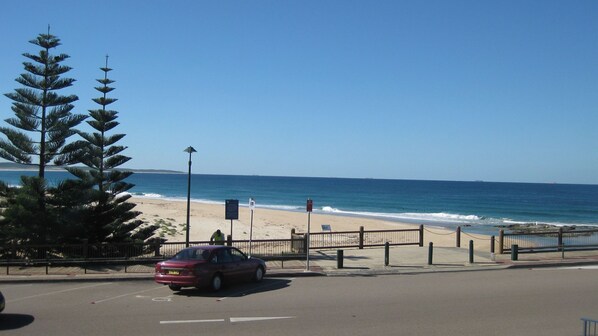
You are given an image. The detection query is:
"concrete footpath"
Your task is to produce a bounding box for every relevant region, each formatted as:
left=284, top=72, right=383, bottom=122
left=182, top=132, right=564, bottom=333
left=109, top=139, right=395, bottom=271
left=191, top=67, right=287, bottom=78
left=1, top=245, right=598, bottom=283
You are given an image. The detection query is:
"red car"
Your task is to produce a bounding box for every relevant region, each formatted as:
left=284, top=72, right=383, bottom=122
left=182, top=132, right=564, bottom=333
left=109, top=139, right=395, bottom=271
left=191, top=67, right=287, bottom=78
left=154, top=245, right=266, bottom=291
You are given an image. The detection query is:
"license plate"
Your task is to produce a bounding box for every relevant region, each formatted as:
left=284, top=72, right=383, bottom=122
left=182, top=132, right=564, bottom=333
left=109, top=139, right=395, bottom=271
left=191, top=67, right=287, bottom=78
left=167, top=270, right=180, bottom=275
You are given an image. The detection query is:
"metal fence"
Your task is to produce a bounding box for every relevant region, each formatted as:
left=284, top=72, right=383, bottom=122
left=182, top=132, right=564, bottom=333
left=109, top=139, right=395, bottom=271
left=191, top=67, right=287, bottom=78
left=498, top=228, right=598, bottom=254
left=582, top=318, right=598, bottom=336
left=303, top=227, right=423, bottom=249
left=0, top=226, right=423, bottom=274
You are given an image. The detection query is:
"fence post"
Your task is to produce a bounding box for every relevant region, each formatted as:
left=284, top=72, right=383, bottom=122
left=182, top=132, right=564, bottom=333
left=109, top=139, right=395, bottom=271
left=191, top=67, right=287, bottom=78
left=359, top=226, right=364, bottom=250
left=428, top=242, right=433, bottom=265
left=498, top=230, right=504, bottom=254
left=558, top=227, right=563, bottom=252
left=511, top=244, right=518, bottom=261
left=469, top=240, right=474, bottom=264
left=419, top=225, right=424, bottom=247
left=384, top=242, right=389, bottom=266
left=337, top=250, right=344, bottom=269
left=456, top=226, right=461, bottom=247
left=227, top=235, right=232, bottom=247
left=154, top=241, right=161, bottom=257
left=291, top=228, right=295, bottom=237
left=490, top=236, right=495, bottom=261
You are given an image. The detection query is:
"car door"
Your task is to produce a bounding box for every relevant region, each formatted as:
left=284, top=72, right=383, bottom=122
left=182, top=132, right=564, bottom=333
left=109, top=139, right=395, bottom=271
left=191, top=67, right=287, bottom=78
left=230, top=248, right=254, bottom=281
left=213, top=248, right=236, bottom=280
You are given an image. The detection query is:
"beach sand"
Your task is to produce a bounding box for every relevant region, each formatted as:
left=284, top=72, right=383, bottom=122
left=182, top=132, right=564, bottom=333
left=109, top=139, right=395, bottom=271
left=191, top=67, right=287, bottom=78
left=133, top=197, right=493, bottom=251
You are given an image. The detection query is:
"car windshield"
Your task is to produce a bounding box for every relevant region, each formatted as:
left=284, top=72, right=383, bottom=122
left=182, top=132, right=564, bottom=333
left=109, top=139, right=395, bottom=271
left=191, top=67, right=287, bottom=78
left=172, top=248, right=210, bottom=261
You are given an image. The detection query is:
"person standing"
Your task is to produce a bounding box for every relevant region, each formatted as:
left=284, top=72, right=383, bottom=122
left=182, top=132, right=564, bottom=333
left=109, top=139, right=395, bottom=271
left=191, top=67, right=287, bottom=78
left=210, top=229, right=225, bottom=245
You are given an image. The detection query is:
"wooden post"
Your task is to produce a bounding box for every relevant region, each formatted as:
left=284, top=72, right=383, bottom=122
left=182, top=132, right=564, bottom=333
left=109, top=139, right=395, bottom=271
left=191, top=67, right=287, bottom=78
left=558, top=227, right=563, bottom=252
left=359, top=226, right=364, bottom=250
left=491, top=235, right=496, bottom=261
left=419, top=225, right=424, bottom=247
left=384, top=242, right=390, bottom=266
left=456, top=226, right=461, bottom=248
left=498, top=230, right=504, bottom=254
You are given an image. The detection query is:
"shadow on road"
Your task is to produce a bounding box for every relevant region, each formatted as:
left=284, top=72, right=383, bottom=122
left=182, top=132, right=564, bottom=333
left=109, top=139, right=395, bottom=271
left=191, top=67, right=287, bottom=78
left=173, top=278, right=292, bottom=298
left=0, top=314, right=35, bottom=330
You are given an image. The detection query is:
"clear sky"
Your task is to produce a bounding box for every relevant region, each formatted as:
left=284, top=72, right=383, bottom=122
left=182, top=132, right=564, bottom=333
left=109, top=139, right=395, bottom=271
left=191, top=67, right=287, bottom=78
left=1, top=1, right=597, bottom=184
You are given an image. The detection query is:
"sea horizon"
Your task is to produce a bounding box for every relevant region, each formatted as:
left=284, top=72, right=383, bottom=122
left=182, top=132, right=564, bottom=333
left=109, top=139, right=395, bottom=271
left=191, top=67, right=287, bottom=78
left=1, top=170, right=597, bottom=237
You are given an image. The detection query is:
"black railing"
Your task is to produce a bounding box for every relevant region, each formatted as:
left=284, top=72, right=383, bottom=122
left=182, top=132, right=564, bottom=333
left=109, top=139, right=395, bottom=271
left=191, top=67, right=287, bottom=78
left=301, top=226, right=423, bottom=250
left=498, top=227, right=598, bottom=254
left=0, top=226, right=424, bottom=274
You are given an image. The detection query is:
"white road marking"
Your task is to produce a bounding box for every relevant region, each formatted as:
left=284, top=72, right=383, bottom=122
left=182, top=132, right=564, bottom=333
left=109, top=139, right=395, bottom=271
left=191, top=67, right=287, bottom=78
left=8, top=283, right=111, bottom=303
left=160, top=317, right=295, bottom=325
left=230, top=316, right=295, bottom=323
left=152, top=296, right=173, bottom=302
left=160, top=319, right=225, bottom=324
left=92, top=286, right=166, bottom=304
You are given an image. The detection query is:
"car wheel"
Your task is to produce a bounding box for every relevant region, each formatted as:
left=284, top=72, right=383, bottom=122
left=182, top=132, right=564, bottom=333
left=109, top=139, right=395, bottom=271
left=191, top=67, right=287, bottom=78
left=168, top=284, right=181, bottom=291
left=253, top=266, right=264, bottom=282
left=211, top=274, right=223, bottom=291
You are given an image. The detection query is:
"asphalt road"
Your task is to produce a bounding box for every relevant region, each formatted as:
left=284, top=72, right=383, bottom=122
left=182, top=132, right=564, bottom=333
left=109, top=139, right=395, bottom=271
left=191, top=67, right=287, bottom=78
left=1, top=268, right=596, bottom=335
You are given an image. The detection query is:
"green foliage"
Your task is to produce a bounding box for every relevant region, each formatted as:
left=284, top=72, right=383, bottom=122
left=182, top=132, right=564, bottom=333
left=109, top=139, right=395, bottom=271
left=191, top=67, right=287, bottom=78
left=0, top=31, right=87, bottom=178
left=0, top=177, right=55, bottom=245
left=0, top=32, right=158, bottom=248
left=65, top=57, right=158, bottom=244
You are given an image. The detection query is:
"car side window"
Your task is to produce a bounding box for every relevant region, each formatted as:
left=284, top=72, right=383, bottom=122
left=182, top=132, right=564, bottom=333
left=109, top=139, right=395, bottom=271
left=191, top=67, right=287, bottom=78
left=191, top=249, right=209, bottom=260
left=230, top=249, right=246, bottom=262
left=213, top=249, right=232, bottom=263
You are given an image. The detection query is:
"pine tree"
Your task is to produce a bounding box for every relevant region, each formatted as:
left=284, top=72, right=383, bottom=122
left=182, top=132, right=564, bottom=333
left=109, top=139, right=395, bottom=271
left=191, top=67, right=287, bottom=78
left=0, top=29, right=87, bottom=246
left=67, top=56, right=158, bottom=244
left=0, top=28, right=87, bottom=178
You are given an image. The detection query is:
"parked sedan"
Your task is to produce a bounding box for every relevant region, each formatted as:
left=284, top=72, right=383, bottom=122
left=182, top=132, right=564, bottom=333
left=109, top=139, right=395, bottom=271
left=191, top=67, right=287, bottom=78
left=154, top=245, right=266, bottom=291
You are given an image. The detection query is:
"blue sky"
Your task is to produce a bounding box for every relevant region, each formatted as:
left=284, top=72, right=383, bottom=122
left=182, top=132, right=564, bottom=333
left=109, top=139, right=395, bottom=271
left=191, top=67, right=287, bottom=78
left=1, top=1, right=597, bottom=184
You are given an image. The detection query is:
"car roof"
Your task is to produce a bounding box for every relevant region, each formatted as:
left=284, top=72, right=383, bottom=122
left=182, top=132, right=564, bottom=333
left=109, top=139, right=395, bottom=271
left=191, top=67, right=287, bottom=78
left=187, top=245, right=229, bottom=251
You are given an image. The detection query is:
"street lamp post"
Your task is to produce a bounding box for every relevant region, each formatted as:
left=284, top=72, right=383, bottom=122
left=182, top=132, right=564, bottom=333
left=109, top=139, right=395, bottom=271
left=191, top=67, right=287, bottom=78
left=184, top=146, right=197, bottom=247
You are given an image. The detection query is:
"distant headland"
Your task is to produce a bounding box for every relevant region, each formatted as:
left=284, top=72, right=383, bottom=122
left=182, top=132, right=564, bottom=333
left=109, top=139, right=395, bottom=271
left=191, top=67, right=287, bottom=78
left=0, top=162, right=183, bottom=174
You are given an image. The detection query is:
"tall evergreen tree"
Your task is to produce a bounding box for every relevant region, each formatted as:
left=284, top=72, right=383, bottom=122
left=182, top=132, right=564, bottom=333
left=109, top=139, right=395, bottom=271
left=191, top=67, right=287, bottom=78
left=0, top=29, right=86, bottom=246
left=67, top=56, right=158, bottom=244
left=0, top=28, right=87, bottom=178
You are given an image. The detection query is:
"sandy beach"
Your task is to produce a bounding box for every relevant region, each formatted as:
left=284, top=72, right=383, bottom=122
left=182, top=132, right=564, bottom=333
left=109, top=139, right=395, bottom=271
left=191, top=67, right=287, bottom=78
left=133, top=197, right=493, bottom=251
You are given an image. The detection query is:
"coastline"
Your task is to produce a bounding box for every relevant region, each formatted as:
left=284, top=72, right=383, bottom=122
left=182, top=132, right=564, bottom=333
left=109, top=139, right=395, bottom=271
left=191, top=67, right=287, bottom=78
left=133, top=197, right=493, bottom=250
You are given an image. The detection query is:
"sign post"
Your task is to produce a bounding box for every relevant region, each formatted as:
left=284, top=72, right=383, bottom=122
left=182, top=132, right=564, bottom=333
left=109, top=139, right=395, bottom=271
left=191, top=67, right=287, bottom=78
left=225, top=199, right=239, bottom=241
left=306, top=199, right=313, bottom=271
left=249, top=198, right=255, bottom=257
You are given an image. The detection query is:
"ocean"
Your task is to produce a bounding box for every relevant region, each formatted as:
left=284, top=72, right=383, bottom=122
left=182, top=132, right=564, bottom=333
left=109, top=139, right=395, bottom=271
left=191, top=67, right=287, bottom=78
left=1, top=171, right=597, bottom=236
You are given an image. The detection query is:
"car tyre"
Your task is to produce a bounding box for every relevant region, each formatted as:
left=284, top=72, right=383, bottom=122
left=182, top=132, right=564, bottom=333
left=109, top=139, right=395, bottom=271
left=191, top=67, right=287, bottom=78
left=253, top=266, right=264, bottom=282
left=168, top=284, right=182, bottom=291
left=211, top=274, right=223, bottom=292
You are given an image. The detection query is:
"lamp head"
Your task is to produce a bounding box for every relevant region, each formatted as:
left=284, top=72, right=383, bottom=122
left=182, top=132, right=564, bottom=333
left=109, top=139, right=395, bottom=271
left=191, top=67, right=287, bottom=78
left=184, top=146, right=197, bottom=154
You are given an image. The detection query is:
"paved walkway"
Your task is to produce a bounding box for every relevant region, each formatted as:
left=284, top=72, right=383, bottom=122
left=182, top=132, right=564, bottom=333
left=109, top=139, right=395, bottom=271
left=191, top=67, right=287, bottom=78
left=1, top=245, right=598, bottom=283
